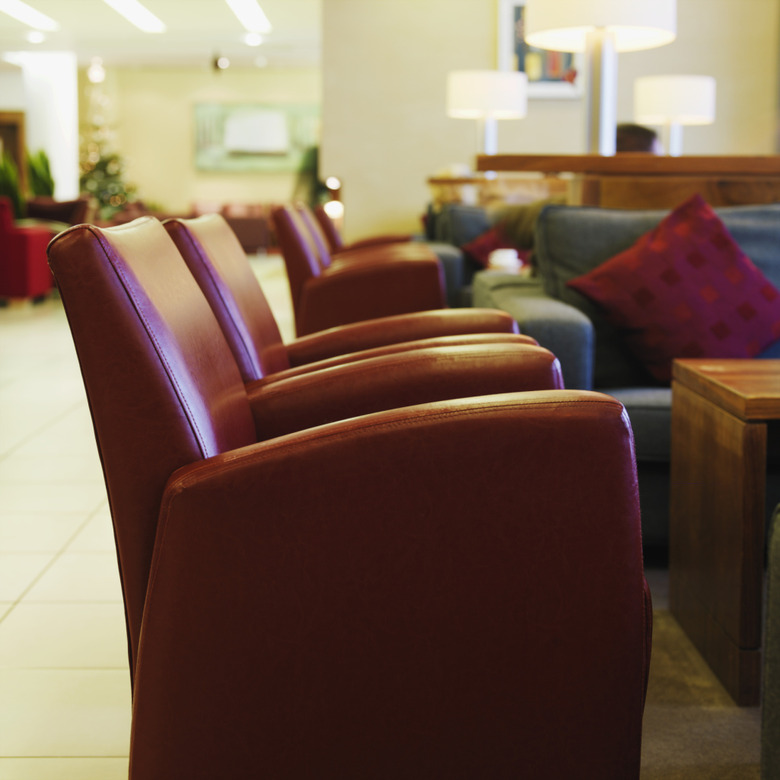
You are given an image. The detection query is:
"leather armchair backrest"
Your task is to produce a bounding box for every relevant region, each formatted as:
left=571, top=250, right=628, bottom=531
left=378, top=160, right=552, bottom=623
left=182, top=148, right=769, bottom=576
left=47, top=217, right=257, bottom=674
left=270, top=204, right=325, bottom=311
left=314, top=203, right=344, bottom=252
left=164, top=214, right=290, bottom=381
left=295, top=201, right=334, bottom=267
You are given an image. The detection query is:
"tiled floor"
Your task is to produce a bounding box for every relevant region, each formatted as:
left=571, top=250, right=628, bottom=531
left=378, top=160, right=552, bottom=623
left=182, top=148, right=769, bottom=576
left=0, top=253, right=293, bottom=780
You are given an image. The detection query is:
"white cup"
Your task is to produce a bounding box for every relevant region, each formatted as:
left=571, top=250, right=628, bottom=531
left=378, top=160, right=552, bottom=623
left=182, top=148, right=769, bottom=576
left=488, top=248, right=520, bottom=272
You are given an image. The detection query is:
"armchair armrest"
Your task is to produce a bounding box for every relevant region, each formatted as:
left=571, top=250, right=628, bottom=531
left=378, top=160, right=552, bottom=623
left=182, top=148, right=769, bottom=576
left=473, top=273, right=594, bottom=390
left=285, top=308, right=519, bottom=366
left=297, top=256, right=446, bottom=335
left=272, top=333, right=537, bottom=382
left=246, top=343, right=562, bottom=440
left=132, top=391, right=649, bottom=778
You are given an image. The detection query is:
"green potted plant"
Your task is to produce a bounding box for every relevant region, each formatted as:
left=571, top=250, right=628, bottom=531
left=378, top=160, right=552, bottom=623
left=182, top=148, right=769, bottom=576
left=0, top=152, right=25, bottom=219
left=26, top=149, right=55, bottom=198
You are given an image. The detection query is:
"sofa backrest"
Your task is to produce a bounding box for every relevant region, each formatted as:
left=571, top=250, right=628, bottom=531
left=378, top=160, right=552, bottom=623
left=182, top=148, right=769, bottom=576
left=534, top=202, right=780, bottom=387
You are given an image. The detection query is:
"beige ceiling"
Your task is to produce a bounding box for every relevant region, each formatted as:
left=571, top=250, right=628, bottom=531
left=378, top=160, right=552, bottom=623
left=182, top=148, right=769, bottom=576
left=0, top=0, right=321, bottom=68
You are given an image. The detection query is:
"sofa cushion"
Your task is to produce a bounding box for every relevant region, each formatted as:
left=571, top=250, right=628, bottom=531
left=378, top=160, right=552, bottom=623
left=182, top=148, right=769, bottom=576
left=534, top=199, right=780, bottom=388
left=566, top=195, right=780, bottom=382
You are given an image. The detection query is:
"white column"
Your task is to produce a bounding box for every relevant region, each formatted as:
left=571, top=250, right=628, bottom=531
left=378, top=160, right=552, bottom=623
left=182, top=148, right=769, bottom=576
left=11, top=52, right=80, bottom=199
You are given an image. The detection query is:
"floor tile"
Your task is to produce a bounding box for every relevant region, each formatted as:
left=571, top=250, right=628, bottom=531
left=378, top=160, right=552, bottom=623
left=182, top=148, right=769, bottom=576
left=66, top=512, right=115, bottom=554
left=0, top=555, right=53, bottom=602
left=0, top=484, right=106, bottom=517
left=22, top=553, right=123, bottom=603
left=0, top=758, right=129, bottom=779
left=0, top=603, right=128, bottom=669
left=0, top=452, right=103, bottom=484
left=0, top=513, right=86, bottom=554
left=0, top=669, right=131, bottom=757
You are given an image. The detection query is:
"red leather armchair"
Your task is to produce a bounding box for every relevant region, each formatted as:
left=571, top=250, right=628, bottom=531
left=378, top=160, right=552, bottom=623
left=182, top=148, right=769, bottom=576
left=272, top=203, right=448, bottom=335
left=48, top=217, right=650, bottom=778
left=313, top=201, right=412, bottom=254
left=164, top=213, right=533, bottom=383
left=0, top=196, right=54, bottom=299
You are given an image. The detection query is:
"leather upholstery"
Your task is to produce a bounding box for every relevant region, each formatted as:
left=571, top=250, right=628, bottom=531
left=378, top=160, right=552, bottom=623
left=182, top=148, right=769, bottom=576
left=132, top=391, right=651, bottom=779
left=271, top=204, right=447, bottom=335
left=47, top=217, right=558, bottom=675
left=0, top=196, right=54, bottom=299
left=48, top=216, right=650, bottom=777
left=165, top=213, right=527, bottom=384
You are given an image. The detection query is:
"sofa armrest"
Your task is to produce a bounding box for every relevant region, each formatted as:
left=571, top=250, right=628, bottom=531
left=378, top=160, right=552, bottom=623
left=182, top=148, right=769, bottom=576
left=473, top=272, right=594, bottom=390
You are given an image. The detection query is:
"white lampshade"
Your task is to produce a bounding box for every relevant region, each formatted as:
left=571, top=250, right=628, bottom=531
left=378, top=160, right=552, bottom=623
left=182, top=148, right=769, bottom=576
left=447, top=70, right=528, bottom=157
left=525, top=0, right=676, bottom=53
left=446, top=70, right=528, bottom=120
left=523, top=0, right=676, bottom=156
left=635, top=75, right=716, bottom=126
left=634, top=75, right=716, bottom=156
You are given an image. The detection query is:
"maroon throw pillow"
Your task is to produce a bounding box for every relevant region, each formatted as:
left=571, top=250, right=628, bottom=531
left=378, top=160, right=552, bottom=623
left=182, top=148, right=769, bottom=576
left=462, top=227, right=528, bottom=267
left=567, top=194, right=780, bottom=382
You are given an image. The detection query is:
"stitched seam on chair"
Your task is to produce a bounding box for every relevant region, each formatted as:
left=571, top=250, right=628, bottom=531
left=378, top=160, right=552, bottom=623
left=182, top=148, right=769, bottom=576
left=92, top=224, right=210, bottom=458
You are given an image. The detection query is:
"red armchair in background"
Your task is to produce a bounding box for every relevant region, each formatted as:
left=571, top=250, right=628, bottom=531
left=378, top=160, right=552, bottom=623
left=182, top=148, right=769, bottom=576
left=163, top=213, right=530, bottom=384
left=313, top=202, right=412, bottom=254
left=0, top=196, right=54, bottom=300
left=272, top=203, right=447, bottom=336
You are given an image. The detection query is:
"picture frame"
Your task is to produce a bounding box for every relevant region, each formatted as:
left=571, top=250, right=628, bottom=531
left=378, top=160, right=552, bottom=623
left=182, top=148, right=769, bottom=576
left=193, top=102, right=320, bottom=173
left=497, top=0, right=583, bottom=99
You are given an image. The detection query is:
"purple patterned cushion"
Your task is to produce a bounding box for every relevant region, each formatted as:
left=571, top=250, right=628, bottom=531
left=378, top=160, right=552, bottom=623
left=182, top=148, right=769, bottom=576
left=567, top=195, right=780, bottom=382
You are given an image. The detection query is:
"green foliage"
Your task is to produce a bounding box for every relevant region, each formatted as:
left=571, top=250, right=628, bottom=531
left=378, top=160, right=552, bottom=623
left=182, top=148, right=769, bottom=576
left=80, top=152, right=136, bottom=221
left=0, top=153, right=25, bottom=219
left=26, top=149, right=55, bottom=197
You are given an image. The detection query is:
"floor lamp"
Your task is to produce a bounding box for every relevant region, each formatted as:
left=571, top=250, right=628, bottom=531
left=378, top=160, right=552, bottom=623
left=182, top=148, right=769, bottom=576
left=524, top=0, right=676, bottom=156
left=446, top=70, right=528, bottom=156
left=634, top=75, right=716, bottom=157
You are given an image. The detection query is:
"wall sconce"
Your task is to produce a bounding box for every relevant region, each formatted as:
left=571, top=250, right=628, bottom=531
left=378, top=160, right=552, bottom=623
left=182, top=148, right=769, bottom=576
left=634, top=74, right=716, bottom=156
left=446, top=70, right=527, bottom=156
left=524, top=0, right=676, bottom=156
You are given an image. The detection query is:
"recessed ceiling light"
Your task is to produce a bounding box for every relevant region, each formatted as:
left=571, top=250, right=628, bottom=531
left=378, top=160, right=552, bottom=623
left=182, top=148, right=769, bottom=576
left=0, top=0, right=59, bottom=32
left=87, top=57, right=106, bottom=83
left=101, top=0, right=166, bottom=33
left=225, top=0, right=271, bottom=34
left=243, top=32, right=263, bottom=47
left=25, top=30, right=45, bottom=43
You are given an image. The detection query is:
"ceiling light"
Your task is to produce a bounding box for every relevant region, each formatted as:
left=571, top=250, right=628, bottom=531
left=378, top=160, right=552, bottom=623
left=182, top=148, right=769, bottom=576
left=101, top=0, right=166, bottom=33
left=225, top=0, right=271, bottom=34
left=0, top=0, right=59, bottom=31
left=87, top=57, right=106, bottom=83
left=25, top=30, right=45, bottom=43
left=243, top=32, right=263, bottom=46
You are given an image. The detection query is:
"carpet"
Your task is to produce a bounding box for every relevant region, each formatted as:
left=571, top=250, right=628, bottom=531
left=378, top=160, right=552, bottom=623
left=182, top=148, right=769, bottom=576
left=640, top=610, right=761, bottom=778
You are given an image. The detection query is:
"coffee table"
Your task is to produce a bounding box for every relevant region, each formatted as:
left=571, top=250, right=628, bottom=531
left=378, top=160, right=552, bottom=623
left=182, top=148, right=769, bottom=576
left=670, top=358, right=780, bottom=705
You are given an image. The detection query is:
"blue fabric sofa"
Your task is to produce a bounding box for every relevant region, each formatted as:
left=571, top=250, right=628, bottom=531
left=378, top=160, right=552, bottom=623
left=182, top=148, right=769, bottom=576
left=469, top=200, right=780, bottom=552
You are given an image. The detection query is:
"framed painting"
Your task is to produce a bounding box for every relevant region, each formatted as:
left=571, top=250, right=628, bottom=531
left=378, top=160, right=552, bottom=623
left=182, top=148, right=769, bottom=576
left=194, top=102, right=320, bottom=173
left=497, top=0, right=582, bottom=99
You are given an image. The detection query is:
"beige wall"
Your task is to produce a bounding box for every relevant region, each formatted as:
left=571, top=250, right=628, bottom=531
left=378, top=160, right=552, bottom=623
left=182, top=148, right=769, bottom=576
left=96, top=66, right=320, bottom=214
left=322, top=0, right=780, bottom=241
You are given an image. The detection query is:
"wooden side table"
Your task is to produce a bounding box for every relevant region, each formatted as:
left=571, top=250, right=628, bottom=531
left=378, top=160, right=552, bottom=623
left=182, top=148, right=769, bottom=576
left=670, top=359, right=780, bottom=705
